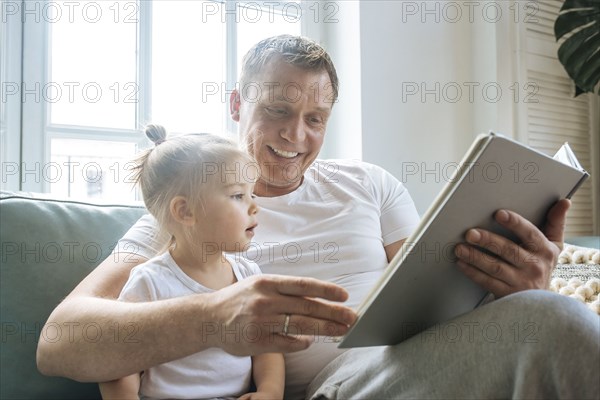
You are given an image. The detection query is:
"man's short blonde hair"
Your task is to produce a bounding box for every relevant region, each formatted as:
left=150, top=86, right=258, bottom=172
left=239, top=34, right=339, bottom=104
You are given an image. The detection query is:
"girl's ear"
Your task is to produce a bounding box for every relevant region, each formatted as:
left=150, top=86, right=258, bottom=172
left=170, top=196, right=195, bottom=226
left=230, top=90, right=241, bottom=122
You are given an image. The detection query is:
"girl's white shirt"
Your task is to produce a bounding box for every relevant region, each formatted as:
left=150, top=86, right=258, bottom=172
left=119, top=251, right=261, bottom=400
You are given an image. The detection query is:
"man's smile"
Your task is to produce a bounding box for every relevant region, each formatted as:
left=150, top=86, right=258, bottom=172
left=268, top=145, right=300, bottom=159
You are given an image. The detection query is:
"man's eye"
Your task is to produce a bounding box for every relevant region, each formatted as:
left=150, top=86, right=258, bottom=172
left=266, top=107, right=286, bottom=115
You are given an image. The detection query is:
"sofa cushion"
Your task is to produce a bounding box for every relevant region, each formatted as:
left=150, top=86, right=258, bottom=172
left=0, top=191, right=146, bottom=399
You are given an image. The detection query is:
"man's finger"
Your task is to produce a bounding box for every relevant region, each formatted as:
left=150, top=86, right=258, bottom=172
left=461, top=228, right=536, bottom=269
left=274, top=295, right=356, bottom=327
left=275, top=313, right=352, bottom=337
left=455, top=243, right=518, bottom=284
left=492, top=208, right=547, bottom=252
left=543, top=199, right=570, bottom=246
left=456, top=260, right=512, bottom=297
left=269, top=275, right=349, bottom=302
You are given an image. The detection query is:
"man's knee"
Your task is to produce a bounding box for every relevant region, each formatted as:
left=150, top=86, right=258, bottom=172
left=497, top=290, right=599, bottom=347
left=499, top=289, right=591, bottom=317
left=501, top=290, right=600, bottom=397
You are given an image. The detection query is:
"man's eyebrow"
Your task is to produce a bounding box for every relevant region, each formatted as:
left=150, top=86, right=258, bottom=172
left=315, top=106, right=332, bottom=114
left=271, top=95, right=332, bottom=113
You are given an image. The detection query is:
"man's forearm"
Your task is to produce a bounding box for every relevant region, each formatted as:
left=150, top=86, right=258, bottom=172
left=37, top=294, right=214, bottom=382
left=37, top=274, right=357, bottom=382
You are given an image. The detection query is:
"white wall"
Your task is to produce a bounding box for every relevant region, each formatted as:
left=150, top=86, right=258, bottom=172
left=322, top=0, right=509, bottom=214
left=316, top=1, right=362, bottom=161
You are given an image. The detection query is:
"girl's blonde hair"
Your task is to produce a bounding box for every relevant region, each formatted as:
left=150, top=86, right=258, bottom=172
left=132, top=124, right=257, bottom=249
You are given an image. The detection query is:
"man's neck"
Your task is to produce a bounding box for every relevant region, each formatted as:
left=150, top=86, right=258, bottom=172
left=254, top=178, right=303, bottom=197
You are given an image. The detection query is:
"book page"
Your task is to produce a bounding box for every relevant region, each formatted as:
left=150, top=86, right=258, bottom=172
left=554, top=142, right=584, bottom=171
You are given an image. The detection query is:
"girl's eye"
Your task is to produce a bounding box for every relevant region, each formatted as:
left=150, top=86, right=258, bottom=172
left=232, top=194, right=244, bottom=200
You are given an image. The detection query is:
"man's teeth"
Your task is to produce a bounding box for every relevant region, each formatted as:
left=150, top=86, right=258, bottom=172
left=270, top=147, right=298, bottom=158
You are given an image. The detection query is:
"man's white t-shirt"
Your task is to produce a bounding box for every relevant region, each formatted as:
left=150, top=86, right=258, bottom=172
left=119, top=252, right=261, bottom=400
left=117, top=159, right=421, bottom=399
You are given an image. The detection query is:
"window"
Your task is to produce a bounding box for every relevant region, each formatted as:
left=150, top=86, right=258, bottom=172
left=509, top=0, right=598, bottom=236
left=12, top=0, right=301, bottom=201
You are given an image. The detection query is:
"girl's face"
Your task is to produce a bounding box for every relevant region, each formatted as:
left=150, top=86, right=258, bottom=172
left=193, top=161, right=259, bottom=252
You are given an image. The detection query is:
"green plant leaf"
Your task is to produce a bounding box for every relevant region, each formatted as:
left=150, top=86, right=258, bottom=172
left=578, top=38, right=600, bottom=87
left=559, top=29, right=600, bottom=81
left=554, top=0, right=600, bottom=96
left=555, top=9, right=599, bottom=39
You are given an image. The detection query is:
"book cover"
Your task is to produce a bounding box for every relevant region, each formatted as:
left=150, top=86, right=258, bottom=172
left=338, top=132, right=589, bottom=348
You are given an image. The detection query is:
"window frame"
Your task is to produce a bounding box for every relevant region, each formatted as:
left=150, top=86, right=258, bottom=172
left=1, top=0, right=23, bottom=190
left=8, top=0, right=306, bottom=195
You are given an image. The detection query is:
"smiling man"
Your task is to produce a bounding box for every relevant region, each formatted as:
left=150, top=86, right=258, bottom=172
left=37, top=35, right=599, bottom=400
left=232, top=49, right=335, bottom=197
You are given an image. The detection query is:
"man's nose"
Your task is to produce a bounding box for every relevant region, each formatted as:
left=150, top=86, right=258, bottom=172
left=280, top=117, right=306, bottom=143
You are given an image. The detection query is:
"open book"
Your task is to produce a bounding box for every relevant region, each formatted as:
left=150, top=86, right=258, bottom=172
left=338, top=132, right=589, bottom=348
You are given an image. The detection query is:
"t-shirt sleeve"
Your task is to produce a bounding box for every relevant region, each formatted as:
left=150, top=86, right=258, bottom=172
left=115, top=213, right=170, bottom=261
left=364, top=163, right=421, bottom=246
left=228, top=255, right=262, bottom=280
left=118, top=265, right=159, bottom=302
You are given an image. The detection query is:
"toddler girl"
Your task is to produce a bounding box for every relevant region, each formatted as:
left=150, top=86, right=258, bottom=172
left=99, top=125, right=284, bottom=400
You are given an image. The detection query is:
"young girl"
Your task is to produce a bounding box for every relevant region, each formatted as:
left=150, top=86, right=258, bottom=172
left=99, top=125, right=284, bottom=400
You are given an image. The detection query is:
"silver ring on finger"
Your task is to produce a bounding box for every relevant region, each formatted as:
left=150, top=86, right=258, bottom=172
left=283, top=314, right=291, bottom=335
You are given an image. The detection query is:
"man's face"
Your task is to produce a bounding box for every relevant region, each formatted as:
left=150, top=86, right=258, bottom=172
left=231, top=60, right=334, bottom=197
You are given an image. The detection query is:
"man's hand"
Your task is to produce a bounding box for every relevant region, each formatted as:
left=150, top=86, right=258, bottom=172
left=454, top=199, right=570, bottom=298
left=205, top=274, right=357, bottom=355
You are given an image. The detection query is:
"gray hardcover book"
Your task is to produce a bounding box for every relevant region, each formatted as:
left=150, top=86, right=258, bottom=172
left=338, top=132, right=589, bottom=348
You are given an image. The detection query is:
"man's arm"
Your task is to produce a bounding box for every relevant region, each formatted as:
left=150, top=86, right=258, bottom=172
left=36, top=253, right=356, bottom=382
left=36, top=251, right=147, bottom=380
left=384, top=239, right=407, bottom=263
left=454, top=199, right=571, bottom=297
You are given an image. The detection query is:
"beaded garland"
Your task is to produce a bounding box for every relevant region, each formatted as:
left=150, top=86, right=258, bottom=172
left=551, top=245, right=600, bottom=315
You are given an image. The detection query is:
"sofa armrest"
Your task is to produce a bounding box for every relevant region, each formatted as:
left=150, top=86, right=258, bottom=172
left=0, top=191, right=146, bottom=399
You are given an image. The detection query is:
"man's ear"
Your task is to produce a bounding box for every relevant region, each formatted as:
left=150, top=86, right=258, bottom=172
left=170, top=196, right=195, bottom=226
left=230, top=89, right=241, bottom=122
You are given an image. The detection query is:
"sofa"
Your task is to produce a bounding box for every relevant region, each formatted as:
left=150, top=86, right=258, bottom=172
left=0, top=191, right=146, bottom=399
left=1, top=190, right=599, bottom=400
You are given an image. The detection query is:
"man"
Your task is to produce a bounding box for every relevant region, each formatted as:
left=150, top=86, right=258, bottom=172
left=37, top=35, right=599, bottom=399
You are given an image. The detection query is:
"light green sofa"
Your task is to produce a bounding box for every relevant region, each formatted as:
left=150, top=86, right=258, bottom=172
left=0, top=191, right=146, bottom=400
left=1, top=191, right=598, bottom=399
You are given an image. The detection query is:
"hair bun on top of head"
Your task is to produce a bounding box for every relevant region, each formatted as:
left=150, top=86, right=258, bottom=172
left=145, top=124, right=167, bottom=146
